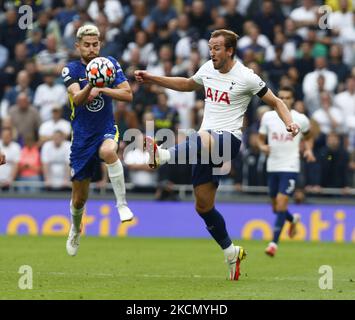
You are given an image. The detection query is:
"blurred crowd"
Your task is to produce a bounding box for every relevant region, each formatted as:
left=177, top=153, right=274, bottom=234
left=0, top=0, right=354, bottom=200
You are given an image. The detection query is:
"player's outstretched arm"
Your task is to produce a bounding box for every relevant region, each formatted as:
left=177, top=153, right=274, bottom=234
left=67, top=82, right=93, bottom=106
left=134, top=70, right=202, bottom=92
left=261, top=89, right=300, bottom=137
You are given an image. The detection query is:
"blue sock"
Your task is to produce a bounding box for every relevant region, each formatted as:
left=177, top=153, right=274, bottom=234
left=198, top=207, right=232, bottom=249
left=272, top=211, right=287, bottom=244
left=168, top=133, right=202, bottom=164
left=285, top=210, right=294, bottom=223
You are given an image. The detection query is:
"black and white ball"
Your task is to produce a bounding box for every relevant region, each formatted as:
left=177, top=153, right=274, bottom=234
left=86, top=57, right=116, bottom=87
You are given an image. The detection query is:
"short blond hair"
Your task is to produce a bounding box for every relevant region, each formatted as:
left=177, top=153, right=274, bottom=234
left=210, top=29, right=239, bottom=56
left=76, top=24, right=100, bottom=40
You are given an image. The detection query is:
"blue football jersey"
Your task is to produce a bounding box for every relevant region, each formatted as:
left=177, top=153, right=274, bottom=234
left=61, top=56, right=127, bottom=145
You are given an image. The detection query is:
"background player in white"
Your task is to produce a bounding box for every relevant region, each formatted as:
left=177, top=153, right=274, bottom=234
left=258, top=86, right=315, bottom=257
left=135, top=29, right=300, bottom=280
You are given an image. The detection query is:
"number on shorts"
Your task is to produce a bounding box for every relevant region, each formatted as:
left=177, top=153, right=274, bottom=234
left=286, top=179, right=295, bottom=194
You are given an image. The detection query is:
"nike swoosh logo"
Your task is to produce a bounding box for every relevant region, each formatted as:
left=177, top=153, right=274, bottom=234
left=79, top=78, right=87, bottom=81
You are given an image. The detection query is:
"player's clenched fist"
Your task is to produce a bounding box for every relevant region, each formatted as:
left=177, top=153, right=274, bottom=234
left=0, top=152, right=6, bottom=166
left=286, top=123, right=300, bottom=137
left=87, top=87, right=101, bottom=103
left=134, top=70, right=150, bottom=83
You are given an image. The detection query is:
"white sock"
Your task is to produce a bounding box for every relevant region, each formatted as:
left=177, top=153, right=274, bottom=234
left=70, top=200, right=84, bottom=233
left=106, top=159, right=127, bottom=208
left=269, top=242, right=278, bottom=248
left=158, top=147, right=171, bottom=165
left=223, top=244, right=236, bottom=261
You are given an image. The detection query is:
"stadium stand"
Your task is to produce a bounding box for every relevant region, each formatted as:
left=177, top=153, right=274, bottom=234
left=0, top=0, right=354, bottom=199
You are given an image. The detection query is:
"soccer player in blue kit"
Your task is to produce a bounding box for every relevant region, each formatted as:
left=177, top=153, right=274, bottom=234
left=62, top=25, right=134, bottom=256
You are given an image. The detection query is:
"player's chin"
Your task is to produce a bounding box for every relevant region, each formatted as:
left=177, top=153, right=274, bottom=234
left=212, top=61, right=219, bottom=69
left=87, top=54, right=98, bottom=60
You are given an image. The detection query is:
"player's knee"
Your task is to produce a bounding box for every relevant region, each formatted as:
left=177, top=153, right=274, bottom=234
left=99, top=145, right=116, bottom=161
left=275, top=202, right=287, bottom=212
left=72, top=196, right=87, bottom=209
left=195, top=200, right=214, bottom=214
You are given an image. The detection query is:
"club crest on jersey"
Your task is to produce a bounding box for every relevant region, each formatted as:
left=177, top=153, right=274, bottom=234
left=86, top=95, right=105, bottom=112
left=206, top=88, right=230, bottom=104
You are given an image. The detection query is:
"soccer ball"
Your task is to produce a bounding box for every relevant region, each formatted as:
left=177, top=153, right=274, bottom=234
left=86, top=57, right=116, bottom=87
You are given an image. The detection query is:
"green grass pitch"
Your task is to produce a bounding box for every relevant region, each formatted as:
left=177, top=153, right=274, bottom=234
left=1, top=236, right=354, bottom=300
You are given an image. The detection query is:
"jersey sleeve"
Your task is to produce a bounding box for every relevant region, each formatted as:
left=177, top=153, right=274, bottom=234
left=61, top=63, right=79, bottom=88
left=108, top=56, right=127, bottom=86
left=258, top=112, right=269, bottom=135
left=245, top=68, right=267, bottom=96
left=192, top=61, right=208, bottom=85
left=298, top=114, right=310, bottom=134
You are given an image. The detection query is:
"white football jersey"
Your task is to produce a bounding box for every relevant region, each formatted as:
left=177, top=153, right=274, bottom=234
left=259, top=110, right=310, bottom=172
left=192, top=60, right=266, bottom=139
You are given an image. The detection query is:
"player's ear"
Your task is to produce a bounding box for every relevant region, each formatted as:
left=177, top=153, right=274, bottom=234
left=227, top=47, right=233, bottom=58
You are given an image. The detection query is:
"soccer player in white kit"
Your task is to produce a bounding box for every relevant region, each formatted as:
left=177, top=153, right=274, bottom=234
left=134, top=30, right=300, bottom=280
left=258, top=86, right=315, bottom=257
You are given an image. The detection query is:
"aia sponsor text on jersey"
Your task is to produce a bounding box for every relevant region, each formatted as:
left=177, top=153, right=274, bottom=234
left=206, top=88, right=231, bottom=105
left=271, top=132, right=294, bottom=142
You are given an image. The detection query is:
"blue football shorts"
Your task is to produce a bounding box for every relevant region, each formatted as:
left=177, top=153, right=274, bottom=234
left=267, top=172, right=298, bottom=198
left=191, top=130, right=241, bottom=188
left=70, top=125, right=119, bottom=181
